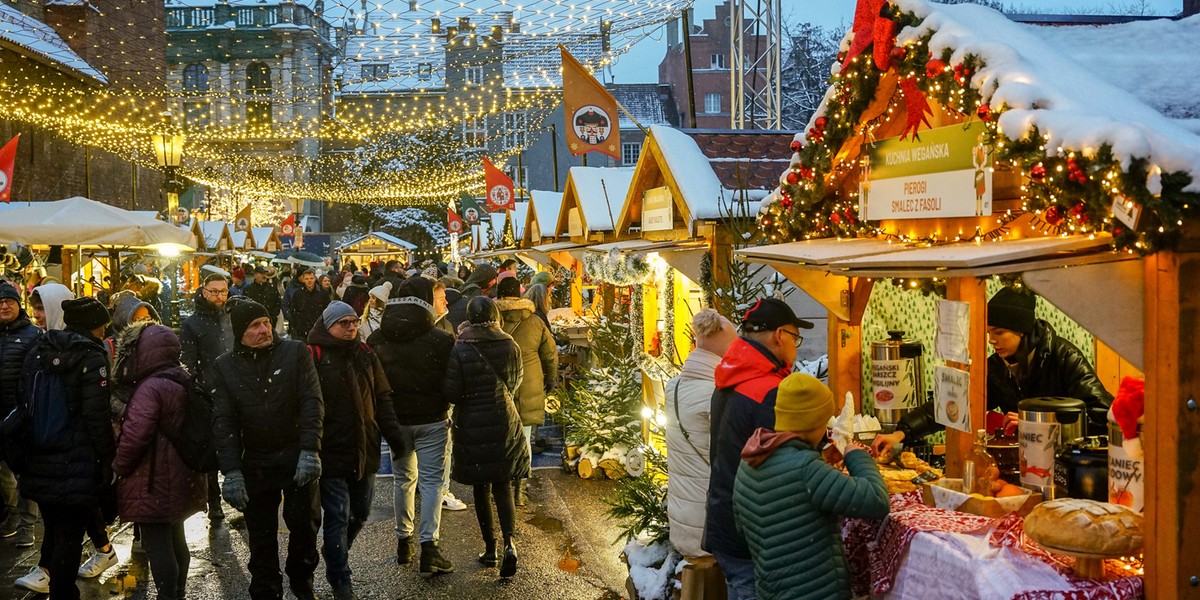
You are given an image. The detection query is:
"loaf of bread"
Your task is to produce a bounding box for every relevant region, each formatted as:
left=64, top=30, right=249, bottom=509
left=1024, top=499, right=1144, bottom=556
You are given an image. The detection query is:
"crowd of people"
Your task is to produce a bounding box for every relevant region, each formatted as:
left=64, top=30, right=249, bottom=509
left=0, top=255, right=561, bottom=600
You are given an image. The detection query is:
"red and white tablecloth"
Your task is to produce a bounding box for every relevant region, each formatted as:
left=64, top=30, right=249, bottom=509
left=841, top=491, right=1144, bottom=600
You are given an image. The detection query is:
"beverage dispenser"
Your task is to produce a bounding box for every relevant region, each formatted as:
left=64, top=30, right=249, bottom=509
left=1017, top=397, right=1087, bottom=499
left=870, top=331, right=925, bottom=433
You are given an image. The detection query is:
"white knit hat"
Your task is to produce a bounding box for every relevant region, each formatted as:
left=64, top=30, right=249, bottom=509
left=369, top=281, right=393, bottom=302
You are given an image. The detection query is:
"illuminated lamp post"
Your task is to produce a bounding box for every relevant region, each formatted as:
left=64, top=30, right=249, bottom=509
left=152, top=113, right=185, bottom=325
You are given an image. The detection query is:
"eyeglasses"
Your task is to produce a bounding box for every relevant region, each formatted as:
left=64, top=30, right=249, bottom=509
left=334, top=317, right=361, bottom=328
left=780, top=329, right=804, bottom=349
left=204, top=288, right=229, bottom=296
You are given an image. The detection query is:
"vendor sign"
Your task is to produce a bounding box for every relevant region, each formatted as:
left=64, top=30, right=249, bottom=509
left=860, top=121, right=993, bottom=220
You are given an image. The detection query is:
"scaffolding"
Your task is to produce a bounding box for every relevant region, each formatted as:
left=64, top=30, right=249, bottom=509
left=729, top=0, right=782, bottom=130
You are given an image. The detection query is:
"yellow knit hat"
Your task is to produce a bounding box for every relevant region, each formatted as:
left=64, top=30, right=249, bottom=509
left=774, top=373, right=835, bottom=433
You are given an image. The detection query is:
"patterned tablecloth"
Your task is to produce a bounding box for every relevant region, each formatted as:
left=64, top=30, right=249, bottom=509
left=841, top=491, right=1144, bottom=600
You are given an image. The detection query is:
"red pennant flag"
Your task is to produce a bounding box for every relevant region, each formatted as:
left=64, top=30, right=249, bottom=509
left=280, top=213, right=296, bottom=236
left=561, top=46, right=621, bottom=159
left=0, top=134, right=19, bottom=203
left=448, top=208, right=464, bottom=235
left=482, top=157, right=516, bottom=212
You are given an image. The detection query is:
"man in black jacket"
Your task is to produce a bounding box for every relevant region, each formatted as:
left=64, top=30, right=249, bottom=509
left=243, top=266, right=281, bottom=327
left=211, top=300, right=324, bottom=600
left=446, top=264, right=497, bottom=332
left=17, top=297, right=115, bottom=599
left=287, top=269, right=330, bottom=340
left=179, top=273, right=234, bottom=521
left=873, top=287, right=1113, bottom=457
left=307, top=301, right=395, bottom=600
left=368, top=277, right=455, bottom=575
left=0, top=282, right=40, bottom=542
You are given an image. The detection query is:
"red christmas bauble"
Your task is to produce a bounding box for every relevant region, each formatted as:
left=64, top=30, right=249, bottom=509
left=843, top=208, right=857, bottom=222
left=780, top=196, right=793, bottom=210
left=925, top=59, right=946, bottom=79
left=800, top=166, right=815, bottom=180
left=1068, top=203, right=1088, bottom=223
left=814, top=116, right=828, bottom=130
left=1030, top=163, right=1047, bottom=182
left=890, top=46, right=907, bottom=60
left=790, top=140, right=802, bottom=152
left=1044, top=205, right=1063, bottom=225
left=786, top=171, right=801, bottom=185
left=830, top=212, right=842, bottom=225
left=977, top=104, right=991, bottom=121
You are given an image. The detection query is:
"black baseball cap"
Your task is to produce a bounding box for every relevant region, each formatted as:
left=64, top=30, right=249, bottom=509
left=741, top=298, right=814, bottom=333
left=253, top=265, right=268, bottom=274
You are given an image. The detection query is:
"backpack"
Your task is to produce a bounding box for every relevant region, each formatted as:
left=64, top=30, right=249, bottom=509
left=152, top=373, right=219, bottom=473
left=2, top=349, right=76, bottom=473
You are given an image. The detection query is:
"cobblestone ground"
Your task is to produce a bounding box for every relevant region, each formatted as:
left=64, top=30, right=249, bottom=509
left=0, top=468, right=629, bottom=599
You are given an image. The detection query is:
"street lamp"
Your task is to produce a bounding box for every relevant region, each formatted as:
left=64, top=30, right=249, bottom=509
left=152, top=113, right=185, bottom=326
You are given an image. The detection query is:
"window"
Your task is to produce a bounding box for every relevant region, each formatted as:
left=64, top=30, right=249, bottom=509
left=501, top=111, right=527, bottom=150
left=465, top=66, right=484, bottom=86
left=505, top=165, right=528, bottom=189
left=182, top=63, right=209, bottom=93
left=710, top=53, right=726, bottom=69
left=462, top=115, right=487, bottom=151
left=417, top=62, right=433, bottom=81
left=622, top=142, right=642, bottom=166
left=182, top=64, right=210, bottom=130
left=704, top=93, right=721, bottom=114
left=184, top=101, right=211, bottom=130
left=245, top=62, right=272, bottom=130
left=360, top=63, right=389, bottom=81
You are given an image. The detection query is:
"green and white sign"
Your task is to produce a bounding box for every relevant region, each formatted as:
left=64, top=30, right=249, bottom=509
left=860, top=121, right=993, bottom=221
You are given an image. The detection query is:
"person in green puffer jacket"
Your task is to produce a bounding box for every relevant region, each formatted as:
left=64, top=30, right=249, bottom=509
left=733, top=373, right=890, bottom=600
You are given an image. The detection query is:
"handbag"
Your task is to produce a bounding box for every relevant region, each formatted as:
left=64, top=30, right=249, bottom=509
left=469, top=344, right=516, bottom=405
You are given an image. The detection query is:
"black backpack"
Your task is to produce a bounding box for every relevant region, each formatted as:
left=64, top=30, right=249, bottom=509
left=2, top=343, right=77, bottom=473
left=152, top=372, right=218, bottom=473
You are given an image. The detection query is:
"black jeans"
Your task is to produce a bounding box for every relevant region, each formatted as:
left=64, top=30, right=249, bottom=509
left=320, top=475, right=375, bottom=590
left=139, top=521, right=189, bottom=600
left=243, top=479, right=321, bottom=600
left=472, top=482, right=516, bottom=542
left=39, top=503, right=89, bottom=600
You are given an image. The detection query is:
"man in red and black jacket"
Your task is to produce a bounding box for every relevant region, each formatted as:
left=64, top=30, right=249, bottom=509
left=704, top=298, right=812, bottom=600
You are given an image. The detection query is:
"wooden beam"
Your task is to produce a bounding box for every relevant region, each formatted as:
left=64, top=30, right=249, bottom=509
left=828, top=315, right=862, bottom=413
left=1143, top=249, right=1200, bottom=599
left=943, top=276, right=988, bottom=479
left=848, top=277, right=873, bottom=327
left=767, top=264, right=852, bottom=322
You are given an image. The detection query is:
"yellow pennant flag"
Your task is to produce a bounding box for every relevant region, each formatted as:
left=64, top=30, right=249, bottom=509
left=234, top=203, right=252, bottom=232
left=560, top=46, right=620, bottom=159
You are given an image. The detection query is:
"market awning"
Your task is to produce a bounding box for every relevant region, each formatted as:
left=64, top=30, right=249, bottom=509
left=523, top=241, right=589, bottom=269
left=468, top=248, right=521, bottom=259
left=585, top=239, right=659, bottom=253
left=0, top=197, right=195, bottom=250
left=824, top=235, right=1125, bottom=278
left=737, top=238, right=905, bottom=268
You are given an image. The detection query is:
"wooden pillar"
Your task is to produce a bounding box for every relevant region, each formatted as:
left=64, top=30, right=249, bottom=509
left=1143, top=249, right=1200, bottom=599
left=829, top=316, right=862, bottom=413
left=943, top=276, right=988, bottom=479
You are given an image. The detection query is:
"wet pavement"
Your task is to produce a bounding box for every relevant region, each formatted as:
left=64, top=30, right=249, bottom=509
left=0, top=468, right=630, bottom=599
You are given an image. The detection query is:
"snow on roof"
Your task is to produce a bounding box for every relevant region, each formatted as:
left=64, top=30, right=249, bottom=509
left=195, top=221, right=230, bottom=249
left=510, top=201, right=528, bottom=242
left=529, top=189, right=562, bottom=237
left=231, top=230, right=249, bottom=248
left=567, top=166, right=635, bottom=232
left=608, top=84, right=678, bottom=129
left=1030, top=15, right=1200, bottom=121
left=888, top=0, right=1200, bottom=190
left=0, top=2, right=107, bottom=84
left=648, top=125, right=728, bottom=221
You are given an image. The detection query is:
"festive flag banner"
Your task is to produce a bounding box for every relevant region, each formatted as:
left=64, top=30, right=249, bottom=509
left=234, top=203, right=252, bottom=231
left=0, top=134, right=20, bottom=203
left=448, top=208, right=464, bottom=234
left=483, top=157, right=516, bottom=212
left=280, top=213, right=296, bottom=236
left=560, top=47, right=620, bottom=159
left=458, top=192, right=486, bottom=225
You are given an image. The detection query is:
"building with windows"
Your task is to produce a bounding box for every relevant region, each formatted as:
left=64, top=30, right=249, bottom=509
left=165, top=0, right=339, bottom=229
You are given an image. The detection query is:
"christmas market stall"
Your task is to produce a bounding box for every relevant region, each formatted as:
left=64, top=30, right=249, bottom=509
left=335, top=231, right=415, bottom=268
left=250, top=225, right=282, bottom=258
left=732, top=1, right=1200, bottom=597
left=184, top=219, right=235, bottom=291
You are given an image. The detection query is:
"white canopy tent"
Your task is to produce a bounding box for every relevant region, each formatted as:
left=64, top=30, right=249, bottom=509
left=0, top=197, right=194, bottom=249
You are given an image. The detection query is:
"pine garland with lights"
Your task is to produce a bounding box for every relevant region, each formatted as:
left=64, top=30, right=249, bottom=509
left=759, top=1, right=1200, bottom=254
left=583, top=249, right=654, bottom=286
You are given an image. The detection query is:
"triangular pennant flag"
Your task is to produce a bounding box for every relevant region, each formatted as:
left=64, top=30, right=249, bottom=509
left=458, top=192, right=486, bottom=225
left=482, top=157, right=516, bottom=212
left=0, top=134, right=20, bottom=203
left=234, top=203, right=252, bottom=232
left=280, top=213, right=296, bottom=237
left=448, top=208, right=464, bottom=235
left=561, top=47, right=620, bottom=159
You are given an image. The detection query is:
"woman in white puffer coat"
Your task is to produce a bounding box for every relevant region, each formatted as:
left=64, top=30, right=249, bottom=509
left=663, top=309, right=737, bottom=557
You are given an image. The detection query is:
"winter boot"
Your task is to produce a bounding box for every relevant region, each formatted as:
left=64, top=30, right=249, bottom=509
left=500, top=537, right=518, bottom=578
left=513, top=479, right=529, bottom=507
left=420, top=541, right=454, bottom=576
left=396, top=537, right=414, bottom=566
left=478, top=538, right=498, bottom=567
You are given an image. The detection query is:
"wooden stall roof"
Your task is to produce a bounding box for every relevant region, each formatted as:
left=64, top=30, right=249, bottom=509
left=524, top=189, right=563, bottom=247
left=555, top=166, right=635, bottom=240
left=251, top=227, right=282, bottom=253
left=191, top=220, right=234, bottom=253
left=337, top=231, right=417, bottom=252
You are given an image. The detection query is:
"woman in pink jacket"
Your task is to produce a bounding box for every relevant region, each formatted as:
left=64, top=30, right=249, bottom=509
left=111, top=324, right=207, bottom=600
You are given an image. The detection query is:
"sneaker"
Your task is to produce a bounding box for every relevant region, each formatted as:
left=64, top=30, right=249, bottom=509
left=15, top=566, right=49, bottom=594
left=0, top=514, right=18, bottom=538
left=77, top=548, right=118, bottom=578
left=11, top=526, right=34, bottom=548
left=442, top=492, right=468, bottom=511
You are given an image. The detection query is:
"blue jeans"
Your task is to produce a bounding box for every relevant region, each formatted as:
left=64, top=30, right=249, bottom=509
left=392, top=420, right=449, bottom=543
left=712, top=550, right=757, bottom=600
left=320, top=475, right=375, bottom=590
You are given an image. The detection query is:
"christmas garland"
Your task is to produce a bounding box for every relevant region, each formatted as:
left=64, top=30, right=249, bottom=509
left=583, top=249, right=655, bottom=286
left=758, top=0, right=1200, bottom=254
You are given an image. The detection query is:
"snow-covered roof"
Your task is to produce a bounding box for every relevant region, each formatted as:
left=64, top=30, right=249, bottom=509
left=337, top=231, right=417, bottom=251
left=529, top=189, right=562, bottom=239
left=608, top=84, right=678, bottom=129
left=648, top=125, right=729, bottom=221
left=1031, top=15, right=1200, bottom=122
left=566, top=166, right=635, bottom=232
left=194, top=221, right=231, bottom=250
left=879, top=0, right=1200, bottom=190
left=230, top=229, right=250, bottom=249
left=250, top=226, right=278, bottom=250
left=0, top=2, right=107, bottom=84
left=509, top=201, right=528, bottom=243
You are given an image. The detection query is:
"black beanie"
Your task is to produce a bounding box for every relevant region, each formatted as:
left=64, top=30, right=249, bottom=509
left=497, top=277, right=521, bottom=299
left=61, top=297, right=110, bottom=332
left=0, top=280, right=19, bottom=303
left=228, top=298, right=270, bottom=340
left=987, top=287, right=1036, bottom=335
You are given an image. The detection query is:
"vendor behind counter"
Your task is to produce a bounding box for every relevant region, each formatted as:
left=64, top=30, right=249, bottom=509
left=874, top=287, right=1113, bottom=455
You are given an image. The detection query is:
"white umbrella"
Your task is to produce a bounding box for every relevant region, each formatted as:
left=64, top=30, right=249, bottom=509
left=0, top=197, right=194, bottom=249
